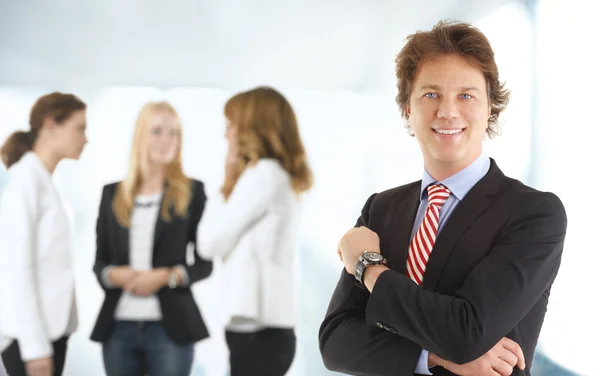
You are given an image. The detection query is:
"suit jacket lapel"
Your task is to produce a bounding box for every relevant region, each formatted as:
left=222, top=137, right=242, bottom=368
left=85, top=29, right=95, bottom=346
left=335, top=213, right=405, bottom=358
left=421, top=159, right=505, bottom=290
left=152, top=180, right=173, bottom=260
left=115, top=216, right=130, bottom=265
left=388, top=183, right=421, bottom=273
left=153, top=194, right=168, bottom=259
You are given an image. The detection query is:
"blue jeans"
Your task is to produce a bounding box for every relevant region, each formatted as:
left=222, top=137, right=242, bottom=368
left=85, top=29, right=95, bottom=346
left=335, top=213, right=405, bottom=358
left=102, top=321, right=194, bottom=376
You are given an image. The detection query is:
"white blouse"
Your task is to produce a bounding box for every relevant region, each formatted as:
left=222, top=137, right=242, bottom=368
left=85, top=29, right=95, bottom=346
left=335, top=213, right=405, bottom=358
left=197, top=159, right=302, bottom=331
left=0, top=152, right=78, bottom=360
left=113, top=192, right=163, bottom=321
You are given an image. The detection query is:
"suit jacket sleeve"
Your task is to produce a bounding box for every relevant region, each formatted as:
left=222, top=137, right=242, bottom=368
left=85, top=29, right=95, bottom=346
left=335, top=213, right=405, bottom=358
left=93, top=184, right=116, bottom=291
left=182, top=180, right=212, bottom=284
left=365, top=192, right=567, bottom=364
left=319, top=193, right=424, bottom=376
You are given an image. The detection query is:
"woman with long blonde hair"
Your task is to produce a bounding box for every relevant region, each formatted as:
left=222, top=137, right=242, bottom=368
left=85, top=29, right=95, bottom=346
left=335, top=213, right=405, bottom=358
left=197, top=87, right=313, bottom=376
left=91, top=101, right=212, bottom=376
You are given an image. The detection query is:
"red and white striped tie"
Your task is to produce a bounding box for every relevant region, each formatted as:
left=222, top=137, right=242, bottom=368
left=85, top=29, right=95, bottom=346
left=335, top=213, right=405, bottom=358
left=406, top=184, right=451, bottom=285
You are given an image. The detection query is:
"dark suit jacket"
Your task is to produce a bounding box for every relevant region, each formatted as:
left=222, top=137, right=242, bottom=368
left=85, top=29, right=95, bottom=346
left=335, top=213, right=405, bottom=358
left=319, top=159, right=567, bottom=376
left=90, top=179, right=212, bottom=345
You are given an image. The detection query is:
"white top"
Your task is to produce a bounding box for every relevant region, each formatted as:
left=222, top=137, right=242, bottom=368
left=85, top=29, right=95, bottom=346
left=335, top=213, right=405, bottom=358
left=0, top=152, right=78, bottom=360
left=114, top=192, right=163, bottom=321
left=197, top=159, right=301, bottom=332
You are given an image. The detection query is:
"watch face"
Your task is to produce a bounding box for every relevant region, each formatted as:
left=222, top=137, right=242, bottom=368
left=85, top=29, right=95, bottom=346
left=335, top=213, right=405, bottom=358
left=363, top=252, right=383, bottom=262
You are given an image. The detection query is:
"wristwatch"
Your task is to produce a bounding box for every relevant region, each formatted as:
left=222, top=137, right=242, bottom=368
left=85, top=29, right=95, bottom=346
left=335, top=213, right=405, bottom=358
left=167, top=270, right=178, bottom=289
left=354, top=251, right=387, bottom=288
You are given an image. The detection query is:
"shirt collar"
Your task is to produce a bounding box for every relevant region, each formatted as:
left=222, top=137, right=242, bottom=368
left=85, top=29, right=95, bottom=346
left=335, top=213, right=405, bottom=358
left=22, top=151, right=53, bottom=183
left=420, top=153, right=491, bottom=201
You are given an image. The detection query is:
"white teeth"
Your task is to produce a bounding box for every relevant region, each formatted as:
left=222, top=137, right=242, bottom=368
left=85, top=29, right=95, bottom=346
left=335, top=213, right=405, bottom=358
left=434, top=129, right=463, bottom=135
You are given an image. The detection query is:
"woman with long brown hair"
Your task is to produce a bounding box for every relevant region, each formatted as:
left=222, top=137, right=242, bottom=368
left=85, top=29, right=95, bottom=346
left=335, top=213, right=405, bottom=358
left=197, top=86, right=313, bottom=376
left=0, top=92, right=87, bottom=376
left=90, top=101, right=212, bottom=376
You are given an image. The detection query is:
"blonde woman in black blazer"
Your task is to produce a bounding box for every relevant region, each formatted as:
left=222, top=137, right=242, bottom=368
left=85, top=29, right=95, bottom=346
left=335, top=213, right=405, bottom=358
left=91, top=101, right=212, bottom=376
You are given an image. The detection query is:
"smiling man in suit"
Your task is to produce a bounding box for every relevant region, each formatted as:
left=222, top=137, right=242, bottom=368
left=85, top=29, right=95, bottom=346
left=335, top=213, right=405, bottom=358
left=319, top=21, right=567, bottom=376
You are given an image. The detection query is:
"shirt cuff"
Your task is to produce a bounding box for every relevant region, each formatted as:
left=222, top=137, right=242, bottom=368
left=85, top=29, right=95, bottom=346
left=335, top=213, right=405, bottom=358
left=101, top=265, right=117, bottom=288
left=18, top=336, right=53, bottom=362
left=175, top=265, right=189, bottom=286
left=415, top=349, right=433, bottom=375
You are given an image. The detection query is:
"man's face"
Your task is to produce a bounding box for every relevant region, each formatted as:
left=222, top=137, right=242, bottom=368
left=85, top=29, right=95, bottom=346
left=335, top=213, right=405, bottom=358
left=407, top=54, right=491, bottom=174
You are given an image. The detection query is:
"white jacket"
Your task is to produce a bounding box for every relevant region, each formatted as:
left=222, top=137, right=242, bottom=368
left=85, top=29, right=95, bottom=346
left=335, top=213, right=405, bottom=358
left=0, top=152, right=77, bottom=360
left=197, top=159, right=301, bottom=328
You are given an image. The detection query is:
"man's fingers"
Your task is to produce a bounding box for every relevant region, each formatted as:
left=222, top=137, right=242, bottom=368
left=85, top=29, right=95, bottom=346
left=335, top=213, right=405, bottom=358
left=491, top=358, right=513, bottom=376
left=484, top=367, right=502, bottom=376
left=501, top=338, right=526, bottom=370
left=498, top=348, right=518, bottom=368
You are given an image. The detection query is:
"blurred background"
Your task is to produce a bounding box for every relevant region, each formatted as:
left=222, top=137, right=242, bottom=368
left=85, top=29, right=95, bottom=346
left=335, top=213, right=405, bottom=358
left=0, top=0, right=597, bottom=375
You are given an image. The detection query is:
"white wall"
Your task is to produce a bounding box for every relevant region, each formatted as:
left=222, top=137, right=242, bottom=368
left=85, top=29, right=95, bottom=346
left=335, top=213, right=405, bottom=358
left=530, top=1, right=599, bottom=375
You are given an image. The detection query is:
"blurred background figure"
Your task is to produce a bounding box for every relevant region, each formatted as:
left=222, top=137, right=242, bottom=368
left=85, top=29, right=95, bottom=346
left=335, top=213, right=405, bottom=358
left=197, top=87, right=313, bottom=376
left=90, top=102, right=212, bottom=376
left=0, top=1, right=596, bottom=375
left=0, top=92, right=87, bottom=376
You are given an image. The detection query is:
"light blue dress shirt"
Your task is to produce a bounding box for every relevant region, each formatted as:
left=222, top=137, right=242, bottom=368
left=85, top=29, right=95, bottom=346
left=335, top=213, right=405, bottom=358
left=413, top=153, right=491, bottom=374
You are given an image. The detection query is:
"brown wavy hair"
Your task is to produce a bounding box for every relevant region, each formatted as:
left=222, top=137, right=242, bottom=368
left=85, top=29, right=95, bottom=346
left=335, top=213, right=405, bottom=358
left=395, top=20, right=510, bottom=138
left=1, top=92, right=86, bottom=168
left=112, top=101, right=191, bottom=228
left=222, top=86, right=313, bottom=199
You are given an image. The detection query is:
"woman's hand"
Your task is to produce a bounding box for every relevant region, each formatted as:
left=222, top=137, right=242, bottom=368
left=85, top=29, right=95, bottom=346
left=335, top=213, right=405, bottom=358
left=108, top=266, right=138, bottom=288
left=225, top=142, right=239, bottom=180
left=123, top=268, right=170, bottom=296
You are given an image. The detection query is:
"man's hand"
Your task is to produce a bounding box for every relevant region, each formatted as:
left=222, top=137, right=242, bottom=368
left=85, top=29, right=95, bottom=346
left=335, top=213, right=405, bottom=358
left=337, top=226, right=380, bottom=274
left=124, top=269, right=169, bottom=296
left=108, top=266, right=138, bottom=288
left=25, top=356, right=53, bottom=376
left=430, top=337, right=526, bottom=376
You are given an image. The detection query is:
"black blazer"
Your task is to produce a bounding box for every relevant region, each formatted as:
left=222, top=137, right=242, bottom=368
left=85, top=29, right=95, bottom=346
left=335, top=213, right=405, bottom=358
left=90, top=179, right=212, bottom=345
left=319, top=159, right=567, bottom=376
